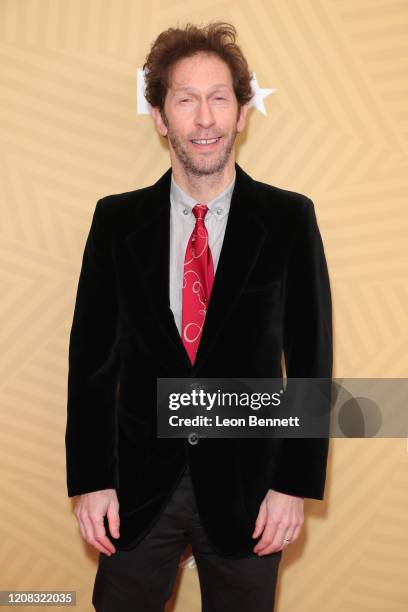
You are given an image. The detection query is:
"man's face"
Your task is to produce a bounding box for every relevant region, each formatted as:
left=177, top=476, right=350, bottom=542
left=151, top=52, right=248, bottom=176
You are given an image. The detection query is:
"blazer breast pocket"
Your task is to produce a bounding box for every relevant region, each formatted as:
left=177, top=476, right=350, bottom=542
left=241, top=279, right=282, bottom=296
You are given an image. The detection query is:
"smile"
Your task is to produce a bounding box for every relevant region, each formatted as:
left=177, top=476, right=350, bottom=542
left=190, top=137, right=222, bottom=148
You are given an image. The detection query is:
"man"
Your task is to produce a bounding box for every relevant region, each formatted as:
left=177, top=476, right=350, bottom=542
left=65, top=21, right=332, bottom=612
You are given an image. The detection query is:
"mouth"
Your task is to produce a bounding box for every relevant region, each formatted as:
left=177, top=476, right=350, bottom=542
left=190, top=136, right=222, bottom=150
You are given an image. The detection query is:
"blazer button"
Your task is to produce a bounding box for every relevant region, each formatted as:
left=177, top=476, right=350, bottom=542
left=188, top=432, right=199, bottom=445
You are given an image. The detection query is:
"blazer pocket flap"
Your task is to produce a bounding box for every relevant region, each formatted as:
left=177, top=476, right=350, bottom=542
left=242, top=279, right=282, bottom=294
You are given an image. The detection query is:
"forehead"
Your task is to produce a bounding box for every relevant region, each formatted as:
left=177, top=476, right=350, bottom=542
left=167, top=52, right=233, bottom=91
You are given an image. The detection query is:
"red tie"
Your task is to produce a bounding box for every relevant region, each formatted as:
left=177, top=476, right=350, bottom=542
left=182, top=204, right=214, bottom=365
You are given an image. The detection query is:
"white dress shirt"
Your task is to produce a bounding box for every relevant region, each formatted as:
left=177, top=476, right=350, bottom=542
left=169, top=170, right=236, bottom=337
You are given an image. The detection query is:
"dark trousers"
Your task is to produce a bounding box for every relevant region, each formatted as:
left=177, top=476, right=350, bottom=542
left=92, top=465, right=282, bottom=611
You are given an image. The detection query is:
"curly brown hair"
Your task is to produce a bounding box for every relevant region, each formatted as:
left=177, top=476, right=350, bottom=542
left=142, top=21, right=254, bottom=114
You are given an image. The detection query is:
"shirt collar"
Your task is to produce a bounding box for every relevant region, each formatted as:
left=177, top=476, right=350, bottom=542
left=170, top=170, right=236, bottom=221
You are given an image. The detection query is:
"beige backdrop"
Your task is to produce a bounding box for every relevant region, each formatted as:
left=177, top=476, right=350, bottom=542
left=1, top=1, right=407, bottom=610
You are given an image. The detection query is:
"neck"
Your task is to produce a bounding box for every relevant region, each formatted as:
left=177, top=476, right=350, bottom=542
left=171, top=159, right=236, bottom=202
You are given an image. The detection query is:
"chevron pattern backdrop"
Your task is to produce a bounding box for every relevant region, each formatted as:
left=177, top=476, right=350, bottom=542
left=1, top=1, right=407, bottom=610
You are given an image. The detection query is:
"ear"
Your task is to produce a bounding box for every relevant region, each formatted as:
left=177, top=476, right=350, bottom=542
left=236, top=103, right=250, bottom=134
left=150, top=106, right=168, bottom=137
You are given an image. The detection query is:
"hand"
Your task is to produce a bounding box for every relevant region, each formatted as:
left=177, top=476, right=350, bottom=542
left=74, top=489, right=120, bottom=556
left=252, top=489, right=304, bottom=555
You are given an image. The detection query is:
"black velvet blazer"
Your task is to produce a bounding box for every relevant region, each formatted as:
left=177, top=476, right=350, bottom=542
left=65, top=162, right=333, bottom=558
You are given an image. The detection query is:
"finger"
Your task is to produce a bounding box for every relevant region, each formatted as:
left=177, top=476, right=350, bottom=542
left=256, top=514, right=291, bottom=554
left=253, top=520, right=277, bottom=553
left=282, top=528, right=296, bottom=545
left=93, top=515, right=116, bottom=554
left=107, top=504, right=120, bottom=539
left=81, top=515, right=113, bottom=556
left=280, top=511, right=303, bottom=546
left=90, top=539, right=114, bottom=556
left=282, top=535, right=294, bottom=548
left=259, top=522, right=288, bottom=555
left=258, top=542, right=284, bottom=556
left=274, top=518, right=292, bottom=546
left=289, top=521, right=303, bottom=543
left=80, top=514, right=94, bottom=543
left=252, top=502, right=267, bottom=538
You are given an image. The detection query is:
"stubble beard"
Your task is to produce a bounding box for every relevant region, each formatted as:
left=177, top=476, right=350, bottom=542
left=162, top=112, right=238, bottom=177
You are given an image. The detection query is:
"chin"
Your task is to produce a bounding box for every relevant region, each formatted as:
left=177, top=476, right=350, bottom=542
left=191, top=163, right=226, bottom=176
left=194, top=154, right=229, bottom=172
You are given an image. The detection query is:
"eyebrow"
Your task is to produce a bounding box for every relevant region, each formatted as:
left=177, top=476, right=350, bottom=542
left=172, top=84, right=230, bottom=93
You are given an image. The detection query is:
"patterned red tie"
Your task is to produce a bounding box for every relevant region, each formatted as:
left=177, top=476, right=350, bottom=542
left=182, top=204, right=214, bottom=365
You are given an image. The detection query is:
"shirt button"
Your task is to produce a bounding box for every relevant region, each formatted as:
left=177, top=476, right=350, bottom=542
left=216, top=208, right=222, bottom=215
left=183, top=208, right=189, bottom=215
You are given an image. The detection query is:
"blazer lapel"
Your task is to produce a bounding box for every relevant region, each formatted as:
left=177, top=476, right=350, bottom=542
left=124, top=162, right=268, bottom=373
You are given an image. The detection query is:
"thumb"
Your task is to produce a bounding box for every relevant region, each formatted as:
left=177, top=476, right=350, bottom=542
left=107, top=503, right=120, bottom=539
left=252, top=502, right=266, bottom=538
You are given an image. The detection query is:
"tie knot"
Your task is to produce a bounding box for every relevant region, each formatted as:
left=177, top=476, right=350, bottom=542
left=192, top=203, right=209, bottom=221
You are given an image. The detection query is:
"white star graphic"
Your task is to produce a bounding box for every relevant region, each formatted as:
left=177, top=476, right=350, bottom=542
left=248, top=72, right=276, bottom=116
left=137, top=68, right=276, bottom=116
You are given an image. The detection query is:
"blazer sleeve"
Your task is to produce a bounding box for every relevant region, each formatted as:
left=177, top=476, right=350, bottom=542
left=65, top=197, right=120, bottom=497
left=270, top=196, right=333, bottom=500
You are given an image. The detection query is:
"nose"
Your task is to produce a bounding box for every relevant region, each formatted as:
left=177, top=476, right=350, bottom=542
left=195, top=99, right=215, bottom=129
